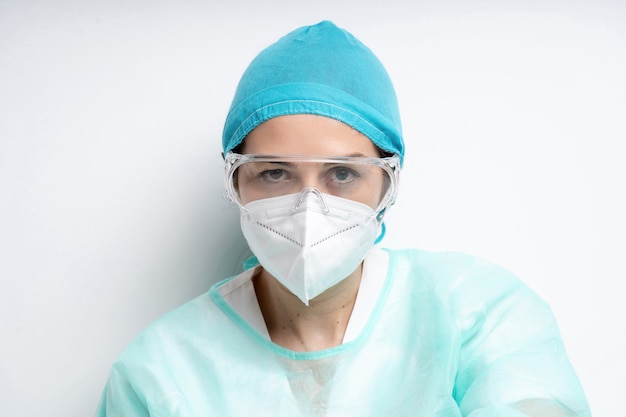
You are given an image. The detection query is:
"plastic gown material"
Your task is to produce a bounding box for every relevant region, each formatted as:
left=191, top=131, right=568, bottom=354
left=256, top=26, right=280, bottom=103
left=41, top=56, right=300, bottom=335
left=96, top=249, right=591, bottom=416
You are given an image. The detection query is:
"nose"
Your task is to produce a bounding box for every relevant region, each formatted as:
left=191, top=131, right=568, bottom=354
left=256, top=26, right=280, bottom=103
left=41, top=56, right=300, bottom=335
left=291, top=165, right=330, bottom=200
left=297, top=165, right=325, bottom=192
left=292, top=187, right=329, bottom=213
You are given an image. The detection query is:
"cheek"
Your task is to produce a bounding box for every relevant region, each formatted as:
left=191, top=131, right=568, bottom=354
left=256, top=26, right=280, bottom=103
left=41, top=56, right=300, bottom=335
left=233, top=167, right=266, bottom=205
left=359, top=180, right=386, bottom=210
left=373, top=176, right=389, bottom=209
left=237, top=186, right=261, bottom=205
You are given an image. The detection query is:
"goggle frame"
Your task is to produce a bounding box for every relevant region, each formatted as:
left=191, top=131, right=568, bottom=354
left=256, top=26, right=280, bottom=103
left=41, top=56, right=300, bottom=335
left=224, top=152, right=401, bottom=214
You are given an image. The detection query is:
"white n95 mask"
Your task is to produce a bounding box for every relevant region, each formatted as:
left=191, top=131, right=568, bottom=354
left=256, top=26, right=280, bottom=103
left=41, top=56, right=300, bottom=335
left=240, top=188, right=380, bottom=305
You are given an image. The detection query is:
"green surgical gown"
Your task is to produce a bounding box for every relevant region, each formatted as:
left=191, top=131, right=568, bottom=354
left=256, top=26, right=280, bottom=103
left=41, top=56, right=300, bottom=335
left=96, top=249, right=591, bottom=416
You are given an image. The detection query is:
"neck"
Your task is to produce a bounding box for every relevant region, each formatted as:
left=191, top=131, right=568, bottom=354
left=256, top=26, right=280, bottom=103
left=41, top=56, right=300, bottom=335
left=253, top=265, right=362, bottom=352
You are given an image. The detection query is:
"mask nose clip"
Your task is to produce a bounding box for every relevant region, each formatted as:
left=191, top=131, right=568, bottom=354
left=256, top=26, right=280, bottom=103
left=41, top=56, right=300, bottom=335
left=292, top=187, right=330, bottom=214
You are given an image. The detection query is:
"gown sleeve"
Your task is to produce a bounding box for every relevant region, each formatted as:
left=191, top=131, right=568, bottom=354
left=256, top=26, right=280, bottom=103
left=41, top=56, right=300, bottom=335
left=95, top=364, right=151, bottom=417
left=443, top=254, right=592, bottom=417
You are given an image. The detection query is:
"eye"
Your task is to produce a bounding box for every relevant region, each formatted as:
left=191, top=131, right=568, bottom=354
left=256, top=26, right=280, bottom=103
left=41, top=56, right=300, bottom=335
left=260, top=168, right=288, bottom=182
left=329, top=166, right=359, bottom=183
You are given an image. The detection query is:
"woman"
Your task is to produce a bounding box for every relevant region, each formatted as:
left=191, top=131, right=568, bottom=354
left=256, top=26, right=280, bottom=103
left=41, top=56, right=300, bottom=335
left=96, top=21, right=591, bottom=416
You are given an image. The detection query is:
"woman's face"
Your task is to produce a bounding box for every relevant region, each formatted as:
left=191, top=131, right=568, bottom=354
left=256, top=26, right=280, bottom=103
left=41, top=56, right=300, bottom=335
left=236, top=114, right=386, bottom=209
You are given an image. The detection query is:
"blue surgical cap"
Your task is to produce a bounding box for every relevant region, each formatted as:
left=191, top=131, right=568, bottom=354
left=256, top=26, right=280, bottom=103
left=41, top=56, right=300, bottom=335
left=222, top=21, right=405, bottom=164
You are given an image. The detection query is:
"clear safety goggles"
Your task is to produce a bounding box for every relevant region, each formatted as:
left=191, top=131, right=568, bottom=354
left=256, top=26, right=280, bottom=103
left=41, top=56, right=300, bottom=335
left=224, top=152, right=401, bottom=213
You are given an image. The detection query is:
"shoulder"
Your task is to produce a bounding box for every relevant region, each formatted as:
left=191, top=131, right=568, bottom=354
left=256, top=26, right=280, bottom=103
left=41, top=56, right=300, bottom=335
left=113, top=279, right=236, bottom=371
left=99, top=289, right=230, bottom=414
left=383, top=247, right=548, bottom=318
left=384, top=247, right=525, bottom=288
left=116, top=293, right=206, bottom=355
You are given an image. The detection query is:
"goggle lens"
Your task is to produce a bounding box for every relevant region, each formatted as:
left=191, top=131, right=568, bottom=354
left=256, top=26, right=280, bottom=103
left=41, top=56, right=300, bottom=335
left=225, top=153, right=400, bottom=212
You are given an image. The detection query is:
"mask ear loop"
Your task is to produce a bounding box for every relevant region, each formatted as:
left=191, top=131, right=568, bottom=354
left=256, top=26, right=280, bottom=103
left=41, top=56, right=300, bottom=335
left=374, top=206, right=388, bottom=244
left=374, top=221, right=386, bottom=244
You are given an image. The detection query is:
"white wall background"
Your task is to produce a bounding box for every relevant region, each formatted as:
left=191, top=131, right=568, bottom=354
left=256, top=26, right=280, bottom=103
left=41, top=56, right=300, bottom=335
left=1, top=0, right=624, bottom=415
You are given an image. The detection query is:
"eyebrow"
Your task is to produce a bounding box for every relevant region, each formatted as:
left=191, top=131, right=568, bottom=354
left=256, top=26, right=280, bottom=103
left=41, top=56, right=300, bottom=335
left=259, top=161, right=294, bottom=166
left=248, top=153, right=378, bottom=167
left=259, top=152, right=372, bottom=159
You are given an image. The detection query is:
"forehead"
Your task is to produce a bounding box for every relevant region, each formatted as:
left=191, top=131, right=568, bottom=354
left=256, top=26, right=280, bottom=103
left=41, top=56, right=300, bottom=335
left=242, top=114, right=379, bottom=157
